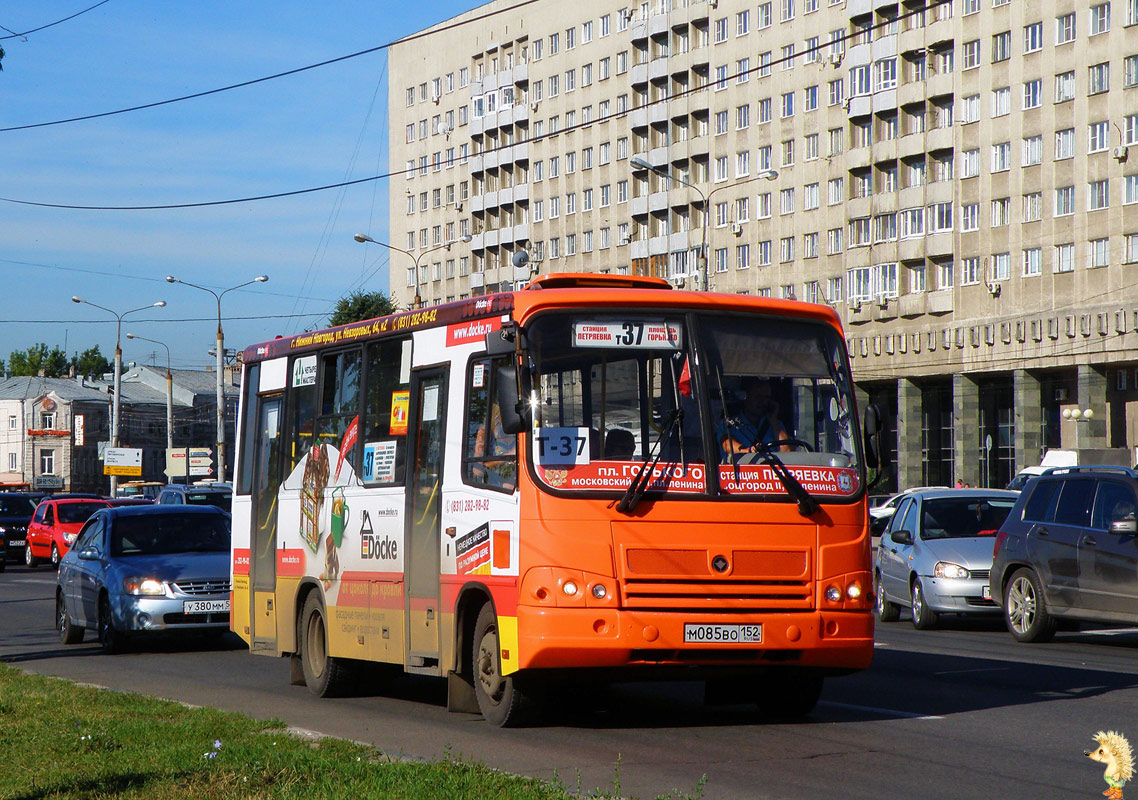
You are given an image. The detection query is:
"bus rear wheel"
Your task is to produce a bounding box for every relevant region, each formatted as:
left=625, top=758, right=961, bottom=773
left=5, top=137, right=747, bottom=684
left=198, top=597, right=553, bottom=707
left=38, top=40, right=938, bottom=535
left=473, top=604, right=539, bottom=727
left=300, top=594, right=356, bottom=697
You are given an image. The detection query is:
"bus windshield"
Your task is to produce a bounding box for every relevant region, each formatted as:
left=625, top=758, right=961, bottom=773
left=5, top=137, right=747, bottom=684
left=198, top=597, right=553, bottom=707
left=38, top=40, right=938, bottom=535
left=527, top=311, right=861, bottom=500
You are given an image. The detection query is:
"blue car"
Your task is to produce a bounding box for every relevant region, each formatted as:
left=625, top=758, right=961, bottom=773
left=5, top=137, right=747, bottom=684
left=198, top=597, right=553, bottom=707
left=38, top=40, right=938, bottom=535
left=55, top=505, right=231, bottom=652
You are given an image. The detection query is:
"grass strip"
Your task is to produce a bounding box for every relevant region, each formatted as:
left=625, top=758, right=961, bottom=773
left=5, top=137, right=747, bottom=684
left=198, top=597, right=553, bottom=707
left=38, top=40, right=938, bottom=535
left=0, top=664, right=587, bottom=800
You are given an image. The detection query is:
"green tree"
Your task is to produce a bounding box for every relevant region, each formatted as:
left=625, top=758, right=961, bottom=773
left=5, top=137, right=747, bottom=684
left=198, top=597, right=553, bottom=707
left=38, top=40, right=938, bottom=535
left=328, top=290, right=398, bottom=327
left=8, top=344, right=68, bottom=377
left=72, top=345, right=112, bottom=378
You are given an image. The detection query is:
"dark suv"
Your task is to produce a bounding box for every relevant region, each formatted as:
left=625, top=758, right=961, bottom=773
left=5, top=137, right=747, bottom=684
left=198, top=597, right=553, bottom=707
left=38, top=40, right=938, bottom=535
left=155, top=483, right=231, bottom=514
left=991, top=466, right=1138, bottom=642
left=0, top=492, right=40, bottom=567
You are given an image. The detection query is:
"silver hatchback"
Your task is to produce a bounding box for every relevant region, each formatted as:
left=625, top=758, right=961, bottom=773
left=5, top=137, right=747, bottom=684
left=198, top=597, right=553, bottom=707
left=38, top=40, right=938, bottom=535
left=875, top=489, right=1018, bottom=629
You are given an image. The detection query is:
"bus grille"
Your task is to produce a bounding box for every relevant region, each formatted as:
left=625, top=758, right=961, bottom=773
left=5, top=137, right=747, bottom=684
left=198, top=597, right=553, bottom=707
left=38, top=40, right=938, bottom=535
left=621, top=548, right=814, bottom=612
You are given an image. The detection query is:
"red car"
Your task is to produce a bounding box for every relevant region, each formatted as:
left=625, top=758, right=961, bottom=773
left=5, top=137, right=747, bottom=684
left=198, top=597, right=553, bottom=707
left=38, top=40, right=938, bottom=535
left=26, top=498, right=111, bottom=568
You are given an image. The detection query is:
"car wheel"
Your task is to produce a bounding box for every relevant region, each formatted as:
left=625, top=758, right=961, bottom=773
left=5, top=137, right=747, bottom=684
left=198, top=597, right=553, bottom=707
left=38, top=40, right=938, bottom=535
left=299, top=593, right=357, bottom=697
left=50, top=543, right=61, bottom=569
left=911, top=579, right=938, bottom=630
left=473, top=603, right=541, bottom=727
left=57, top=591, right=83, bottom=644
left=24, top=544, right=38, bottom=568
left=756, top=669, right=824, bottom=717
left=1004, top=568, right=1056, bottom=643
left=98, top=595, right=129, bottom=654
left=875, top=573, right=900, bottom=622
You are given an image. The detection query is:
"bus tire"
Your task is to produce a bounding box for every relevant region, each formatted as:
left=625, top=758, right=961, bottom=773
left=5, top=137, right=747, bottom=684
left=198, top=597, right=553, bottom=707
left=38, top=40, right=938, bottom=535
left=756, top=669, right=824, bottom=717
left=300, top=593, right=356, bottom=697
left=473, top=603, right=539, bottom=727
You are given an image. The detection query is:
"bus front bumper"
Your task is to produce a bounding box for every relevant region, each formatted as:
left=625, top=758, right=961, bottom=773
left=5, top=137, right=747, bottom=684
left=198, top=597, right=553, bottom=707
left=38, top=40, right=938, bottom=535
left=515, top=606, right=873, bottom=672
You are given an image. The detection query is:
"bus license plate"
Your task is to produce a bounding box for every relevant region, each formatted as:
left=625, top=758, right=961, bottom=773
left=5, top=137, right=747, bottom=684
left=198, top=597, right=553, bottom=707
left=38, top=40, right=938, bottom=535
left=683, top=623, right=762, bottom=644
left=184, top=600, right=229, bottom=614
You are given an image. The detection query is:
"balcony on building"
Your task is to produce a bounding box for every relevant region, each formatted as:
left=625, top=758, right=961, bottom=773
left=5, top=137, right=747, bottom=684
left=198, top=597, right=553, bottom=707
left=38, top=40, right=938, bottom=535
left=927, top=289, right=953, bottom=315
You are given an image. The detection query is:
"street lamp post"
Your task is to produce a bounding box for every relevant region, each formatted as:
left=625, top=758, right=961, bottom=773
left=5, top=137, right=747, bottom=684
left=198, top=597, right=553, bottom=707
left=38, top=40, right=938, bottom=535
left=354, top=233, right=472, bottom=308
left=126, top=333, right=174, bottom=454
left=71, top=297, right=167, bottom=495
left=166, top=275, right=268, bottom=485
left=630, top=157, right=778, bottom=292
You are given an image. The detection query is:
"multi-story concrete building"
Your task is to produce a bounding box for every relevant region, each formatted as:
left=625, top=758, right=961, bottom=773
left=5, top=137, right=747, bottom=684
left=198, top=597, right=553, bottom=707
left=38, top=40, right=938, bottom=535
left=389, top=0, right=1138, bottom=490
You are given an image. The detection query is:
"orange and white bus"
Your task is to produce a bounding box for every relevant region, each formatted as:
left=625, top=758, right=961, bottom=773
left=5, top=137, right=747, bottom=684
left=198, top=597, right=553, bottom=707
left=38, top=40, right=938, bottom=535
left=231, top=274, right=882, bottom=726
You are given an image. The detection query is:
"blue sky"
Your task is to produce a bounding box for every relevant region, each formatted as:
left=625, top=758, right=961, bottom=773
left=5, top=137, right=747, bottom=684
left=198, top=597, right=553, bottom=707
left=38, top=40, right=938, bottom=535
left=0, top=0, right=469, bottom=370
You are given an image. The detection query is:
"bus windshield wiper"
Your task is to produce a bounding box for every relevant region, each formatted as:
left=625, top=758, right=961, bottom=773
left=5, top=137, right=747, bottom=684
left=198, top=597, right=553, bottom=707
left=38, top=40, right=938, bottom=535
left=750, top=441, right=820, bottom=518
left=617, top=408, right=682, bottom=514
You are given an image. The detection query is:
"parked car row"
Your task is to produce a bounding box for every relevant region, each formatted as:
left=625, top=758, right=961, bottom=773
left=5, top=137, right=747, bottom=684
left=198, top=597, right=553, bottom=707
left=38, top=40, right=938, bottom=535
left=0, top=483, right=232, bottom=572
left=876, top=467, right=1138, bottom=644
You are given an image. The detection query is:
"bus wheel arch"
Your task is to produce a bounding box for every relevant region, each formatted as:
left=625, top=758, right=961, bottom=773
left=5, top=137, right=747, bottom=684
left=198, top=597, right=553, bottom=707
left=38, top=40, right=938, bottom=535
left=298, top=591, right=357, bottom=697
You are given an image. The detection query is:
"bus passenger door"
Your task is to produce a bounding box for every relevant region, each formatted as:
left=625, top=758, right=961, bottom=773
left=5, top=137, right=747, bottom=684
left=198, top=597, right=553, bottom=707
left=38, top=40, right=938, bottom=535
left=405, top=368, right=447, bottom=669
left=250, top=395, right=284, bottom=654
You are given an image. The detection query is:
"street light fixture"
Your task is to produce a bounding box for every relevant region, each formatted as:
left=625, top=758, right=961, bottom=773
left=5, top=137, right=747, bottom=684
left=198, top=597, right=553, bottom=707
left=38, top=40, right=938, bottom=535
left=165, top=274, right=268, bottom=485
left=126, top=333, right=174, bottom=454
left=630, top=157, right=778, bottom=292
left=354, top=233, right=472, bottom=308
left=71, top=296, right=166, bottom=495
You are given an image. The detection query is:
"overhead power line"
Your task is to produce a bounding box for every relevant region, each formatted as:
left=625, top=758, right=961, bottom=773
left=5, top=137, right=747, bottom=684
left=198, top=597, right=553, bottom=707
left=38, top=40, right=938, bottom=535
left=0, top=0, right=951, bottom=212
left=0, top=0, right=111, bottom=41
left=0, top=0, right=541, bottom=134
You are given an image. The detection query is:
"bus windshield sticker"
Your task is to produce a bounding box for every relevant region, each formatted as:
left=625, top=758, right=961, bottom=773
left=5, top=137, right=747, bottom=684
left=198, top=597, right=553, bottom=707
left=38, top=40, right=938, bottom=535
left=572, top=320, right=683, bottom=350
left=390, top=391, right=410, bottom=435
left=363, top=441, right=398, bottom=483
left=534, top=427, right=592, bottom=466
left=718, top=464, right=859, bottom=496
left=422, top=385, right=440, bottom=422
left=292, top=355, right=317, bottom=387
left=472, top=363, right=486, bottom=389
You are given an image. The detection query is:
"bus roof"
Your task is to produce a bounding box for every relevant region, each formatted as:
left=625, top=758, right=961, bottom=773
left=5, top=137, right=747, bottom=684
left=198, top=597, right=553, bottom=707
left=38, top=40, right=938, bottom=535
left=242, top=275, right=843, bottom=364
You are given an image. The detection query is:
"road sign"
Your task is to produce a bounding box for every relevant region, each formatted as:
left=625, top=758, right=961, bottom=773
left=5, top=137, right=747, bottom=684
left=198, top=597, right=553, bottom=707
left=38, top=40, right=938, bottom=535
left=104, top=447, right=142, bottom=477
left=166, top=447, right=215, bottom=478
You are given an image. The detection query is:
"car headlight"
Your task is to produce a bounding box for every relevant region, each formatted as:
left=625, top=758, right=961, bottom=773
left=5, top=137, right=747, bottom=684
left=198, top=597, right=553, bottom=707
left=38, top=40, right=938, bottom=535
left=934, top=562, right=971, bottom=580
left=123, top=577, right=166, bottom=596
left=63, top=533, right=77, bottom=544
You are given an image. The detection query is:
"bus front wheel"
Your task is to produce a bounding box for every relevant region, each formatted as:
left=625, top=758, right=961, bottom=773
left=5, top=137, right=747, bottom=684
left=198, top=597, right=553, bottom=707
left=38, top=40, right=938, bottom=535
left=300, top=594, right=356, bottom=697
left=473, top=604, right=540, bottom=727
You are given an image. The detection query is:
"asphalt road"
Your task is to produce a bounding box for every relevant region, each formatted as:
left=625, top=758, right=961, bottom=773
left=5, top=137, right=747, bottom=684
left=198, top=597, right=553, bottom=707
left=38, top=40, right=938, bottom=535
left=4, top=562, right=1138, bottom=799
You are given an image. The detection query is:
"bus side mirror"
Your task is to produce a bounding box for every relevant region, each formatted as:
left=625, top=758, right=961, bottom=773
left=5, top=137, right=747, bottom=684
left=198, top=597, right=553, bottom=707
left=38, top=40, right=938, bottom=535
left=485, top=323, right=521, bottom=357
left=495, top=361, right=530, bottom=435
left=863, top=403, right=886, bottom=472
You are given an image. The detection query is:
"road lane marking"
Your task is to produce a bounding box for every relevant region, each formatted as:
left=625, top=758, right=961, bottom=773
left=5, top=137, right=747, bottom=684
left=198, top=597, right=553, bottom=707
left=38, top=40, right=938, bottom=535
left=1079, top=628, right=1138, bottom=636
left=934, top=667, right=1009, bottom=676
left=9, top=578, right=57, bottom=585
left=819, top=701, right=943, bottom=720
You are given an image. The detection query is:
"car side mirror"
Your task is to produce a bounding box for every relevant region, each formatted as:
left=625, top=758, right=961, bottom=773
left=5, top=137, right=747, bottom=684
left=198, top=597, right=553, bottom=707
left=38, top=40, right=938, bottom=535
left=891, top=529, right=913, bottom=546
left=77, top=547, right=99, bottom=561
left=1112, top=518, right=1138, bottom=535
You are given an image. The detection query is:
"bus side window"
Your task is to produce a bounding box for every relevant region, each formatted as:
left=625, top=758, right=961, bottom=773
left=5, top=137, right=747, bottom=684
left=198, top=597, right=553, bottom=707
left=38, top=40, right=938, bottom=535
left=361, top=338, right=410, bottom=485
left=286, top=360, right=318, bottom=474
left=464, top=356, right=517, bottom=492
left=316, top=349, right=364, bottom=477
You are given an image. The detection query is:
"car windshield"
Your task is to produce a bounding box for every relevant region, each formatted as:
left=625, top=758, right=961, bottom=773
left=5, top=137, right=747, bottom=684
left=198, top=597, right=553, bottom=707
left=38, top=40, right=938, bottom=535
left=526, top=311, right=861, bottom=501
left=184, top=493, right=231, bottom=513
left=58, top=502, right=108, bottom=524
left=111, top=514, right=231, bottom=556
left=0, top=498, right=36, bottom=516
left=920, top=496, right=1016, bottom=540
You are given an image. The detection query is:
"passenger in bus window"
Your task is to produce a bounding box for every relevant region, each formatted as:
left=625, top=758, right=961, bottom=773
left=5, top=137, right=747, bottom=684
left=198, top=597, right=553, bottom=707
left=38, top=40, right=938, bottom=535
left=716, top=377, right=791, bottom=458
left=604, top=428, right=636, bottom=459
left=473, top=405, right=517, bottom=490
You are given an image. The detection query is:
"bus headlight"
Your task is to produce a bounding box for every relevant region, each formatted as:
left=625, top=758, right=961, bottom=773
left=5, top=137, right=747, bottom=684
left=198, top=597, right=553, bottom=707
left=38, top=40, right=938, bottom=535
left=591, top=583, right=608, bottom=600
left=846, top=582, right=863, bottom=600
left=562, top=580, right=579, bottom=597
left=825, top=585, right=842, bottom=602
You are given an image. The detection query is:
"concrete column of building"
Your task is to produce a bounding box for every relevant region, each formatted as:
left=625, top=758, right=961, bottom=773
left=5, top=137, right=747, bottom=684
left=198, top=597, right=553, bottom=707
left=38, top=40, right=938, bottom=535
left=1013, top=369, right=1043, bottom=472
left=1076, top=363, right=1109, bottom=449
left=897, top=378, right=923, bottom=490
left=953, top=373, right=981, bottom=486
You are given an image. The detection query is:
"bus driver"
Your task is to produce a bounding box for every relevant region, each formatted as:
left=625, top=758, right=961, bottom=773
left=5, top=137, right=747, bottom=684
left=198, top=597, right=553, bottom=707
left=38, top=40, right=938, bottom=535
left=717, top=377, right=791, bottom=457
